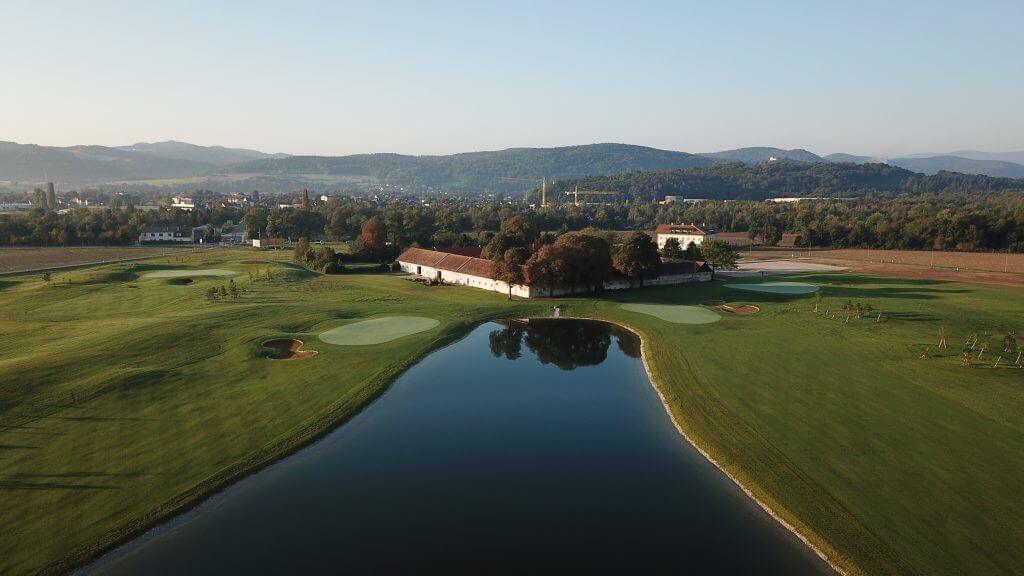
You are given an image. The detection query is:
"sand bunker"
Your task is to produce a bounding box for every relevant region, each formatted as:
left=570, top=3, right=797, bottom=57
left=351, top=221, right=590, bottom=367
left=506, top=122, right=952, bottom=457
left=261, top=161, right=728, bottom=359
left=717, top=304, right=760, bottom=315
left=620, top=304, right=721, bottom=324
left=320, top=316, right=440, bottom=345
left=724, top=281, right=819, bottom=295
left=143, top=269, right=237, bottom=278
left=263, top=339, right=318, bottom=360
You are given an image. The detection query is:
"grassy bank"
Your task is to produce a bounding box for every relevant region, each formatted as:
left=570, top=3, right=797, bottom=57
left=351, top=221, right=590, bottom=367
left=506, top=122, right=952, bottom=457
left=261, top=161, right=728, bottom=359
left=1, top=248, right=1022, bottom=574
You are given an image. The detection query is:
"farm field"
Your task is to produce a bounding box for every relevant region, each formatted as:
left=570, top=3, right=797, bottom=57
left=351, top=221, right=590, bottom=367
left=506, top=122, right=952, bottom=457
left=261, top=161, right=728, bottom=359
left=0, top=246, right=192, bottom=274
left=741, top=247, right=1024, bottom=274
left=1, top=249, right=1023, bottom=575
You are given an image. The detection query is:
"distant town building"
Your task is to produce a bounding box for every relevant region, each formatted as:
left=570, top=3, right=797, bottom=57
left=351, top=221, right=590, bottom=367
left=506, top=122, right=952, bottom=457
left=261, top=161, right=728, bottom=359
left=171, top=196, right=195, bottom=211
left=655, top=223, right=716, bottom=249
left=767, top=197, right=825, bottom=203
left=0, top=202, right=34, bottom=212
left=396, top=247, right=710, bottom=298
left=140, top=227, right=193, bottom=243
left=659, top=196, right=710, bottom=205
left=220, top=224, right=250, bottom=245
left=252, top=238, right=284, bottom=248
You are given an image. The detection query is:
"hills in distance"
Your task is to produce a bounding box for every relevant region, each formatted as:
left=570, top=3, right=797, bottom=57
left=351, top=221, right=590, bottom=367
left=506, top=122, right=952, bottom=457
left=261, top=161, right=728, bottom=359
left=0, top=140, right=288, bottom=184
left=1, top=140, right=1023, bottom=192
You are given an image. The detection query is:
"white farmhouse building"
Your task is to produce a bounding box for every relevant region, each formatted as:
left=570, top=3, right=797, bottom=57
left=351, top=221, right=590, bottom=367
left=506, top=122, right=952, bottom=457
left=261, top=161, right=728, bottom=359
left=397, top=247, right=711, bottom=299
left=139, top=226, right=193, bottom=243
left=655, top=223, right=715, bottom=249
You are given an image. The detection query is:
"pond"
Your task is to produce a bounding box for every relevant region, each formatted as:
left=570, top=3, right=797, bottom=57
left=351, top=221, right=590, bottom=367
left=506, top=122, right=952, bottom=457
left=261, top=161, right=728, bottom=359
left=85, top=320, right=832, bottom=575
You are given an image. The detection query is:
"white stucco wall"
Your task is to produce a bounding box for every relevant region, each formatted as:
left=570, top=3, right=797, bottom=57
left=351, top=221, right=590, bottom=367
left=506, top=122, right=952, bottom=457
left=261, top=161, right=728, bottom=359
left=399, top=261, right=710, bottom=298
left=656, top=233, right=714, bottom=249
left=398, top=261, right=531, bottom=298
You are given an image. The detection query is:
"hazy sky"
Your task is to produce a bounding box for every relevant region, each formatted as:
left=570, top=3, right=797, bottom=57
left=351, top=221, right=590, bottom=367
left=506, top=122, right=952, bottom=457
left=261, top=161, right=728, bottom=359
left=2, top=0, right=1022, bottom=157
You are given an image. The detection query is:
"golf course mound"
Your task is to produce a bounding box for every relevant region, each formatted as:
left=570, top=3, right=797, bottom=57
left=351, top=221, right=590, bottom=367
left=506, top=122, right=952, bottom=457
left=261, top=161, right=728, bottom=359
left=717, top=304, right=760, bottom=315
left=263, top=339, right=318, bottom=360
left=620, top=303, right=721, bottom=324
left=320, top=316, right=440, bottom=345
left=724, top=281, right=819, bottom=295
left=143, top=269, right=237, bottom=279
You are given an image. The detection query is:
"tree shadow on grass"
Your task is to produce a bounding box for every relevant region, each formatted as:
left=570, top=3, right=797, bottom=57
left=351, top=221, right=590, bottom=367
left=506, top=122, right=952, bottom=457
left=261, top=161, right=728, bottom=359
left=884, top=311, right=942, bottom=322
left=0, top=280, right=20, bottom=291
left=800, top=273, right=956, bottom=287
left=0, top=470, right=151, bottom=491
left=819, top=285, right=970, bottom=300
left=0, top=480, right=118, bottom=490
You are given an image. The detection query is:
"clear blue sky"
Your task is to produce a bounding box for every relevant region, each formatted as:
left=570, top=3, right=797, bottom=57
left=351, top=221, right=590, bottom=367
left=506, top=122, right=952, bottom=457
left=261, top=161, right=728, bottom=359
left=2, top=0, right=1021, bottom=157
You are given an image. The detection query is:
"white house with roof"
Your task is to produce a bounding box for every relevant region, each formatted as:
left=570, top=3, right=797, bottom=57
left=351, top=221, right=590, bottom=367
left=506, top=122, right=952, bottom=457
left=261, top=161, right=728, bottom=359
left=655, top=223, right=716, bottom=249
left=139, top=226, right=193, bottom=243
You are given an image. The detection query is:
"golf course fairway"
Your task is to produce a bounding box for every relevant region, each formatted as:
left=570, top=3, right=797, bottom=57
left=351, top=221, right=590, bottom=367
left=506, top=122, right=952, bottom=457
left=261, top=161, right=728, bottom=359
left=3, top=247, right=1024, bottom=576
left=319, top=316, right=440, bottom=345
left=143, top=269, right=237, bottom=278
left=620, top=303, right=721, bottom=324
left=724, top=281, right=819, bottom=295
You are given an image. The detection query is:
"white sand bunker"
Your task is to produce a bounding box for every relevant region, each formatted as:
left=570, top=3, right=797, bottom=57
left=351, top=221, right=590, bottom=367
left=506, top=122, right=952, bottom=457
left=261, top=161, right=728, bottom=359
left=143, top=269, right=237, bottom=278
left=724, top=281, right=819, bottom=295
left=621, top=303, right=721, bottom=324
left=320, top=316, right=440, bottom=345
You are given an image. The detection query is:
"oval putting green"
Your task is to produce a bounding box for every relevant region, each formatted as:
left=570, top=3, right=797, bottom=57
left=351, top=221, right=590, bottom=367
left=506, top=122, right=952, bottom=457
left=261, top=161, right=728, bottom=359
left=143, top=269, right=237, bottom=278
left=620, top=303, right=721, bottom=324
left=724, top=281, right=819, bottom=295
left=320, top=316, right=440, bottom=345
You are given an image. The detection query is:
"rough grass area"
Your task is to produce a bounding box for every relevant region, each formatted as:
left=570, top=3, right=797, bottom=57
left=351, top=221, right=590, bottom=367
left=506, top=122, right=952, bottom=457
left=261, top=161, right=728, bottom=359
left=0, top=248, right=1023, bottom=576
left=725, top=281, right=820, bottom=294
left=142, top=269, right=238, bottom=278
left=320, top=316, right=441, bottom=345
left=620, top=303, right=721, bottom=324
left=0, top=246, right=191, bottom=274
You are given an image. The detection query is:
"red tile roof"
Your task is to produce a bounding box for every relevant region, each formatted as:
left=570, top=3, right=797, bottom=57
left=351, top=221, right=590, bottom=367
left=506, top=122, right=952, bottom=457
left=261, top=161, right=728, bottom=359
left=655, top=223, right=714, bottom=236
left=397, top=247, right=498, bottom=279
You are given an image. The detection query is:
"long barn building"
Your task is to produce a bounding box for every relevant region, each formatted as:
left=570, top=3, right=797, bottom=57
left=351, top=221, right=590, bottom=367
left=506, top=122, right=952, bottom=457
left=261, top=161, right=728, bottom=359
left=396, top=247, right=711, bottom=298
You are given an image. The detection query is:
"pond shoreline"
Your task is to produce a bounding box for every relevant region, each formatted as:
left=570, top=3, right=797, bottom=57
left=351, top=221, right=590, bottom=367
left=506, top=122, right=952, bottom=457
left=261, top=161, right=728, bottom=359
left=58, top=321, right=477, bottom=576
left=67, top=315, right=844, bottom=576
left=624, top=321, right=847, bottom=576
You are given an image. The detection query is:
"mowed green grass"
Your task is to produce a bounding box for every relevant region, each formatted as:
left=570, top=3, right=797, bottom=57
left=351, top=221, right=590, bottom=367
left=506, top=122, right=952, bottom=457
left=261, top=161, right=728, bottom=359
left=0, top=252, right=1023, bottom=575
left=620, top=303, right=722, bottom=324
left=319, top=316, right=441, bottom=345
left=724, top=280, right=821, bottom=294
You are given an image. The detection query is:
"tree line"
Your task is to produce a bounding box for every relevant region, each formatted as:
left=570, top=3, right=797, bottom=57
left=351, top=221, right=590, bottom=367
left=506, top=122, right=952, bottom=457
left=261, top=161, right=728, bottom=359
left=3, top=188, right=1024, bottom=253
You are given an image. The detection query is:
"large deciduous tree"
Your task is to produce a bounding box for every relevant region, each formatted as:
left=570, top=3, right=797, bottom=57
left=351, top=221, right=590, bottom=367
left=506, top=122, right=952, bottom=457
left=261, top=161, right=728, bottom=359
left=699, top=239, right=740, bottom=279
left=492, top=246, right=530, bottom=299
left=660, top=237, right=683, bottom=259
left=482, top=232, right=523, bottom=261
left=358, top=216, right=388, bottom=262
left=613, top=231, right=661, bottom=287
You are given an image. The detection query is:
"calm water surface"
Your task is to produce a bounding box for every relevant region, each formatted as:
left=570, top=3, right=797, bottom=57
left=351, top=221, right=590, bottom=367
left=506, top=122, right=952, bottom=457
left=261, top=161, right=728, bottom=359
left=86, top=320, right=832, bottom=575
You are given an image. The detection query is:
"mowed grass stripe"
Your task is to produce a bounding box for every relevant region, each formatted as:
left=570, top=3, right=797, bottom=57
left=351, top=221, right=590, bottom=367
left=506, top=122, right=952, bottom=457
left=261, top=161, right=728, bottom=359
left=620, top=303, right=721, bottom=324
left=319, top=316, right=441, bottom=345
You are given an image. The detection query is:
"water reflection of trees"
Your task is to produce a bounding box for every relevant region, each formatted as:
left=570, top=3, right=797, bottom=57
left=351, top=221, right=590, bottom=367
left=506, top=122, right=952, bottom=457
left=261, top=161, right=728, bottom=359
left=488, top=319, right=640, bottom=370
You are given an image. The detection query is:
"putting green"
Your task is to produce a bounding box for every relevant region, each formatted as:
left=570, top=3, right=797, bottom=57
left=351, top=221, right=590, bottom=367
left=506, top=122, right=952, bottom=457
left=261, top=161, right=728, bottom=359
left=620, top=303, right=721, bottom=324
left=725, top=281, right=819, bottom=295
left=143, top=269, right=237, bottom=278
left=319, top=316, right=440, bottom=345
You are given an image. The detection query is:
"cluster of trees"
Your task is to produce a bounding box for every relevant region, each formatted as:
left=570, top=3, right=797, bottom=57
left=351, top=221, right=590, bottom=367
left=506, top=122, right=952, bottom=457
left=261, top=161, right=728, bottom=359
left=0, top=204, right=245, bottom=246
left=292, top=238, right=346, bottom=273
left=485, top=222, right=739, bottom=298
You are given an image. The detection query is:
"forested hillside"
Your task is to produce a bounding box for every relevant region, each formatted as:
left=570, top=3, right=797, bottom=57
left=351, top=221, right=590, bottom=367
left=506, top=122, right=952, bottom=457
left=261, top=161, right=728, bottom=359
left=222, top=143, right=714, bottom=192
left=548, top=162, right=1024, bottom=202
